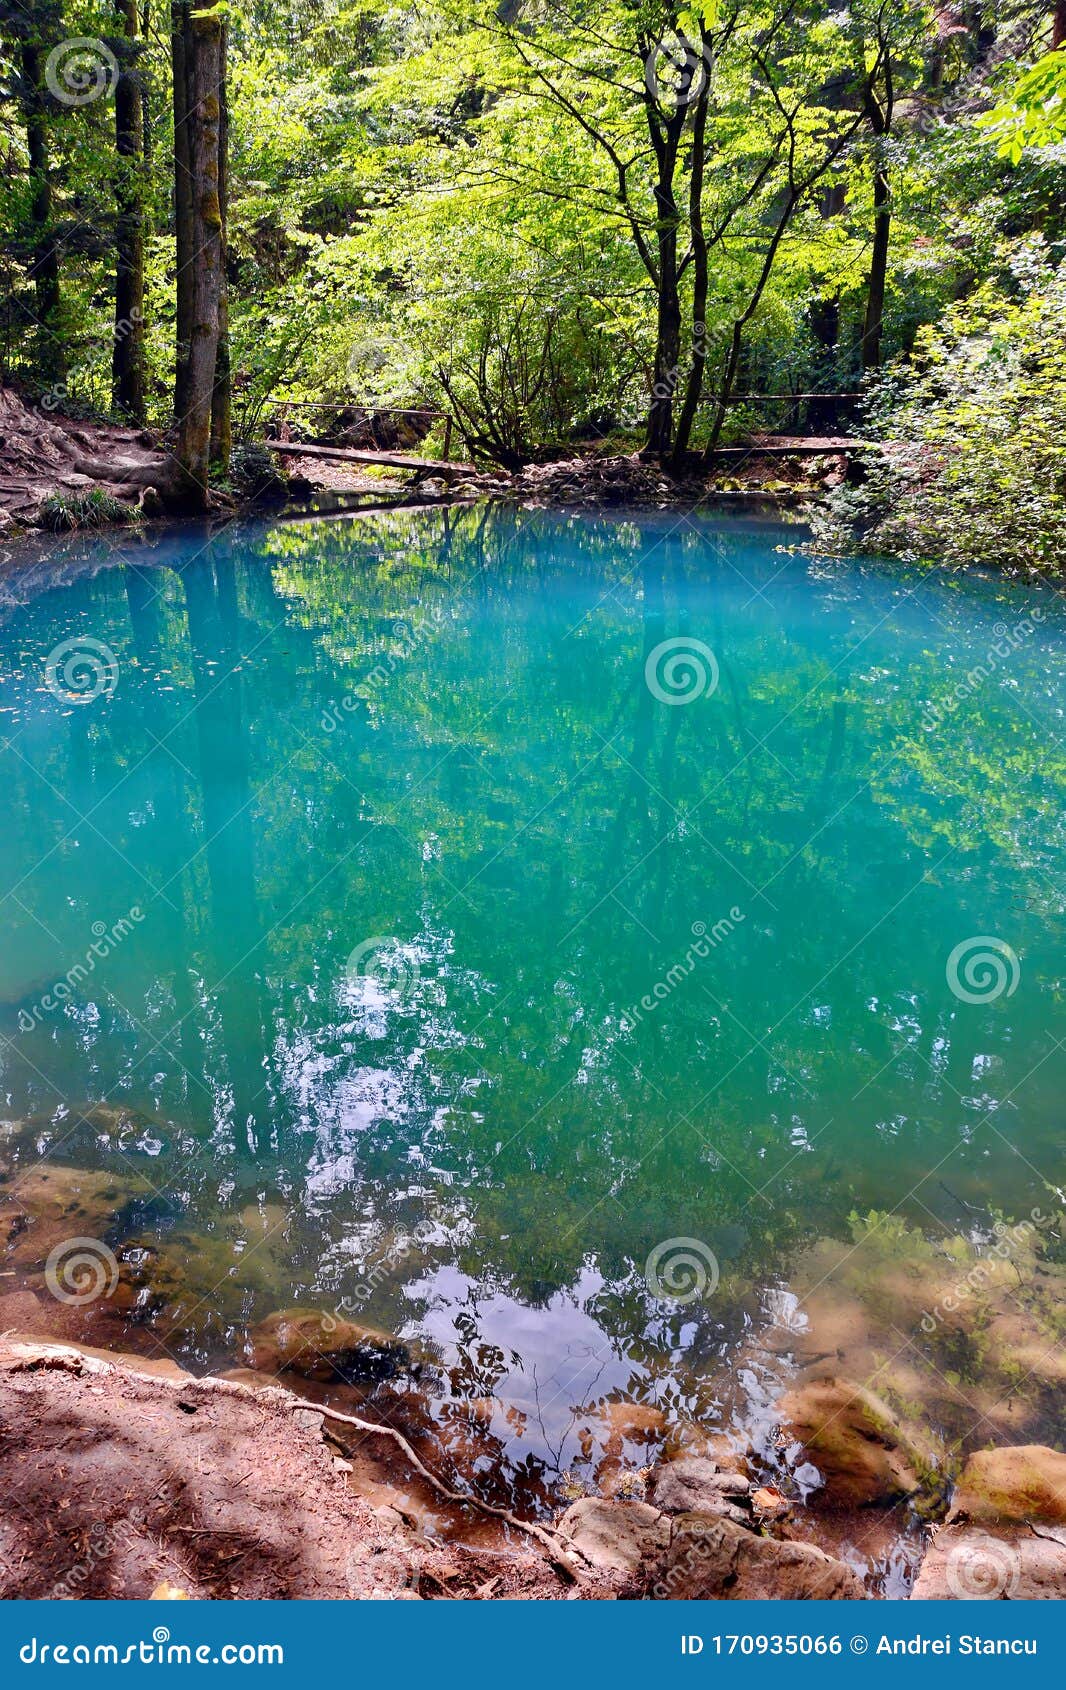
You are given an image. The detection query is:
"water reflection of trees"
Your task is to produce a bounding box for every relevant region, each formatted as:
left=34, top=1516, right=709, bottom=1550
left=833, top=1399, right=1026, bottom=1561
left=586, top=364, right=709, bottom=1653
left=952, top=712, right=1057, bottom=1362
left=2, top=506, right=1065, bottom=1385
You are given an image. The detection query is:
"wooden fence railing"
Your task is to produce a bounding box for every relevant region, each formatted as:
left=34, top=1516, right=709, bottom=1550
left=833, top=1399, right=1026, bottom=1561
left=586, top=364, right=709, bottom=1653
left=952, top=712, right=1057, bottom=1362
left=266, top=399, right=454, bottom=460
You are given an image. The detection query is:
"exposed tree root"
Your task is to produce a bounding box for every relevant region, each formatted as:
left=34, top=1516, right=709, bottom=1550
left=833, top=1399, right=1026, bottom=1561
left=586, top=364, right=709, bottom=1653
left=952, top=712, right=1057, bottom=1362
left=308, top=1400, right=593, bottom=1582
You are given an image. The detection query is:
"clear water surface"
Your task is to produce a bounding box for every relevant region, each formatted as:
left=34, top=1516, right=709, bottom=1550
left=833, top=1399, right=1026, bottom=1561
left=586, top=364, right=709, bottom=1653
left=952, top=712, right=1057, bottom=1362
left=1, top=505, right=1063, bottom=1540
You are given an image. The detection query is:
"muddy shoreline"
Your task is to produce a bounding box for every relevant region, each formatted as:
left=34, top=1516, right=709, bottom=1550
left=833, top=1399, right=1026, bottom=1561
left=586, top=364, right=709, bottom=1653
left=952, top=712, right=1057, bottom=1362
left=0, top=383, right=840, bottom=555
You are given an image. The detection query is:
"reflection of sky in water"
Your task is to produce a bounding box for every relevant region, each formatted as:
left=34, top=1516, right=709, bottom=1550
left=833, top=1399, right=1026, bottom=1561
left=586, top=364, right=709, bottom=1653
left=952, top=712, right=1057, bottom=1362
left=1, top=507, right=1064, bottom=1526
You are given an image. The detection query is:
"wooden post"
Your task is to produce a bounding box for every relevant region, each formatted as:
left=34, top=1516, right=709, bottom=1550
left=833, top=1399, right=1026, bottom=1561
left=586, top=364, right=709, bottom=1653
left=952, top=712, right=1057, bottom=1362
left=442, top=414, right=452, bottom=461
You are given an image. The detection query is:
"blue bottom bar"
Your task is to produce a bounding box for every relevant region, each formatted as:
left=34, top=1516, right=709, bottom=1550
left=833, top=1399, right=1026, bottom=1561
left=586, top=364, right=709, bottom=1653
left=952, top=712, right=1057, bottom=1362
left=2, top=1600, right=1060, bottom=1685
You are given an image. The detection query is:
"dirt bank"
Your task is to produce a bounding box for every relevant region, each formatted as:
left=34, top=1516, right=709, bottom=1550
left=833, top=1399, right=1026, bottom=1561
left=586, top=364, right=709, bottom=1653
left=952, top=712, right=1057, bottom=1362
left=0, top=382, right=848, bottom=539
left=285, top=445, right=847, bottom=512
left=0, top=387, right=181, bottom=532
left=6, top=1335, right=1062, bottom=1602
left=0, top=1336, right=884, bottom=1603
left=3, top=1123, right=1066, bottom=1601
left=0, top=1337, right=585, bottom=1601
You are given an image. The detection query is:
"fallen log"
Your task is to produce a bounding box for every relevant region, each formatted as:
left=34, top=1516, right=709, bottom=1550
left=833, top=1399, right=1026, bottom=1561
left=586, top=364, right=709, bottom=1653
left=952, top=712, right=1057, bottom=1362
left=270, top=440, right=476, bottom=475
left=707, top=435, right=871, bottom=460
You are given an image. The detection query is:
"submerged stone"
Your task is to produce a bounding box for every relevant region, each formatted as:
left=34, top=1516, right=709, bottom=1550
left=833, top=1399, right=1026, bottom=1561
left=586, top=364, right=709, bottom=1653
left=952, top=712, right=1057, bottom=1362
left=648, top=1456, right=750, bottom=1523
left=779, top=1377, right=931, bottom=1510
left=558, top=1497, right=670, bottom=1577
left=246, top=1307, right=409, bottom=1384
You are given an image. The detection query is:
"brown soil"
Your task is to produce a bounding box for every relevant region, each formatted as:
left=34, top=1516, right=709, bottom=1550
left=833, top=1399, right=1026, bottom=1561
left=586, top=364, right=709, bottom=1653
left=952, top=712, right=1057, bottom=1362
left=0, top=1337, right=588, bottom=1601
left=0, top=381, right=843, bottom=540
left=382, top=449, right=844, bottom=510
left=0, top=387, right=179, bottom=530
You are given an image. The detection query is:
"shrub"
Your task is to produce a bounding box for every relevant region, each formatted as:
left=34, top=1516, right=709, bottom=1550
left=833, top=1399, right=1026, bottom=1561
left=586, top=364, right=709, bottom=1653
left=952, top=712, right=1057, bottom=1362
left=229, top=441, right=289, bottom=500
left=39, top=488, right=134, bottom=533
left=815, top=244, right=1066, bottom=573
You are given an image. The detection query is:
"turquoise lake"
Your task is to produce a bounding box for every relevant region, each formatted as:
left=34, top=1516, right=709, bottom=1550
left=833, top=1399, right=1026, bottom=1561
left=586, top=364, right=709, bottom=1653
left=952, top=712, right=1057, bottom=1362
left=1, top=505, right=1064, bottom=1538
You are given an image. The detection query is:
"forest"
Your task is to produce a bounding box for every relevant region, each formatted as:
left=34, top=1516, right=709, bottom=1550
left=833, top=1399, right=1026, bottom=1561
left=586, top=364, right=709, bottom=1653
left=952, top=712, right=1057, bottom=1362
left=1, top=3, right=1065, bottom=555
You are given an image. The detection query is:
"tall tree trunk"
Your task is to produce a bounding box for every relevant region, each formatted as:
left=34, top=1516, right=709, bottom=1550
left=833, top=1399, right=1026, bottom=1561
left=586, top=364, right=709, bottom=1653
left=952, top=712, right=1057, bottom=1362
left=807, top=290, right=841, bottom=429
left=640, top=31, right=698, bottom=461
left=19, top=5, right=62, bottom=378
left=807, top=65, right=850, bottom=429
left=210, top=16, right=231, bottom=472
left=140, top=2, right=153, bottom=161
left=171, top=3, right=225, bottom=506
left=861, top=157, right=891, bottom=371
left=702, top=186, right=801, bottom=461
left=113, top=0, right=146, bottom=420
left=860, top=68, right=893, bottom=375
left=670, top=41, right=710, bottom=469
left=171, top=0, right=193, bottom=421
left=645, top=183, right=681, bottom=459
